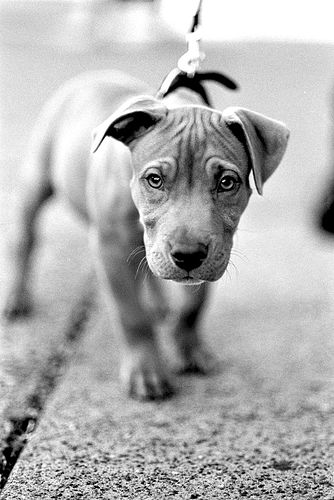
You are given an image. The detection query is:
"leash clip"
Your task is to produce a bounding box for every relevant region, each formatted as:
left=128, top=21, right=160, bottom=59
left=156, top=0, right=239, bottom=103
left=178, top=28, right=205, bottom=77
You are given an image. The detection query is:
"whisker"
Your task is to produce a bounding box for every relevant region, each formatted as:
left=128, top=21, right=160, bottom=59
left=231, top=247, right=247, bottom=256
left=143, top=265, right=152, bottom=282
left=224, top=267, right=232, bottom=282
left=135, top=257, right=144, bottom=279
left=135, top=256, right=149, bottom=280
left=236, top=227, right=259, bottom=234
left=229, top=259, right=239, bottom=277
left=231, top=248, right=248, bottom=263
left=127, top=245, right=145, bottom=263
left=139, top=257, right=147, bottom=273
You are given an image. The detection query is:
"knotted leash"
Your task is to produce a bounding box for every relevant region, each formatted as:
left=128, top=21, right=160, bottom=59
left=156, top=0, right=239, bottom=107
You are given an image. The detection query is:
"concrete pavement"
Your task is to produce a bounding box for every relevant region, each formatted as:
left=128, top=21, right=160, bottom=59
left=2, top=218, right=334, bottom=498
left=1, top=2, right=334, bottom=498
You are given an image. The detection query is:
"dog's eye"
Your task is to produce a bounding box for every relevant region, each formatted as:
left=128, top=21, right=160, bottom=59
left=218, top=174, right=239, bottom=193
left=147, top=173, right=163, bottom=189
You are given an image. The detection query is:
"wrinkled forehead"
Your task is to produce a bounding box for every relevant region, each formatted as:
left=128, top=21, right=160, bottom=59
left=132, top=106, right=249, bottom=168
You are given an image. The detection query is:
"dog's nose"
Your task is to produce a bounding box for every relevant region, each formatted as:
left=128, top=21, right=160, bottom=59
left=171, top=245, right=208, bottom=272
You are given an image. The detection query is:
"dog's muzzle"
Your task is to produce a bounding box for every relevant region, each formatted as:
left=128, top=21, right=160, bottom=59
left=145, top=233, right=231, bottom=283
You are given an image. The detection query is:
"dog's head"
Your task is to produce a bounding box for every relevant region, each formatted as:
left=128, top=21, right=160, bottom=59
left=92, top=97, right=289, bottom=284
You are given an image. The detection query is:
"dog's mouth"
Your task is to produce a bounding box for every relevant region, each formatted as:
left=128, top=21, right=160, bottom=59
left=148, top=262, right=205, bottom=284
left=175, top=275, right=204, bottom=285
left=150, top=266, right=223, bottom=284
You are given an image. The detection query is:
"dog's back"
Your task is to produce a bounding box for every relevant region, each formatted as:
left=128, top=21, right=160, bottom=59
left=25, top=71, right=149, bottom=217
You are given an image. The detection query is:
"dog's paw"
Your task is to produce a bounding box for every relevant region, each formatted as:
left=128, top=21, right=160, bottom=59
left=121, top=347, right=174, bottom=401
left=177, top=344, right=221, bottom=375
left=2, top=292, right=33, bottom=321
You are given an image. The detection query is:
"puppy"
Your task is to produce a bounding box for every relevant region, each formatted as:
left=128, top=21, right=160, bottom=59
left=4, top=71, right=289, bottom=399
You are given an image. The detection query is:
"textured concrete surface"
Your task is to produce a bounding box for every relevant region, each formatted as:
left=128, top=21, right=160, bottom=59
left=0, top=197, right=90, bottom=487
left=2, top=220, right=334, bottom=499
left=1, top=2, right=334, bottom=498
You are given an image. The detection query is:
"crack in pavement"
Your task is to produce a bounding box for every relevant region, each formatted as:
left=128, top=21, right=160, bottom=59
left=0, top=285, right=93, bottom=491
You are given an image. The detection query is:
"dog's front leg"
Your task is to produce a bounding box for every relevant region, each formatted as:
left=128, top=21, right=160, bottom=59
left=90, top=227, right=173, bottom=400
left=170, top=283, right=219, bottom=374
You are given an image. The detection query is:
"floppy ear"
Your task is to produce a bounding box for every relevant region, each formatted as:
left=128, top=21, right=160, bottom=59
left=222, top=107, right=290, bottom=194
left=92, top=96, right=168, bottom=153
